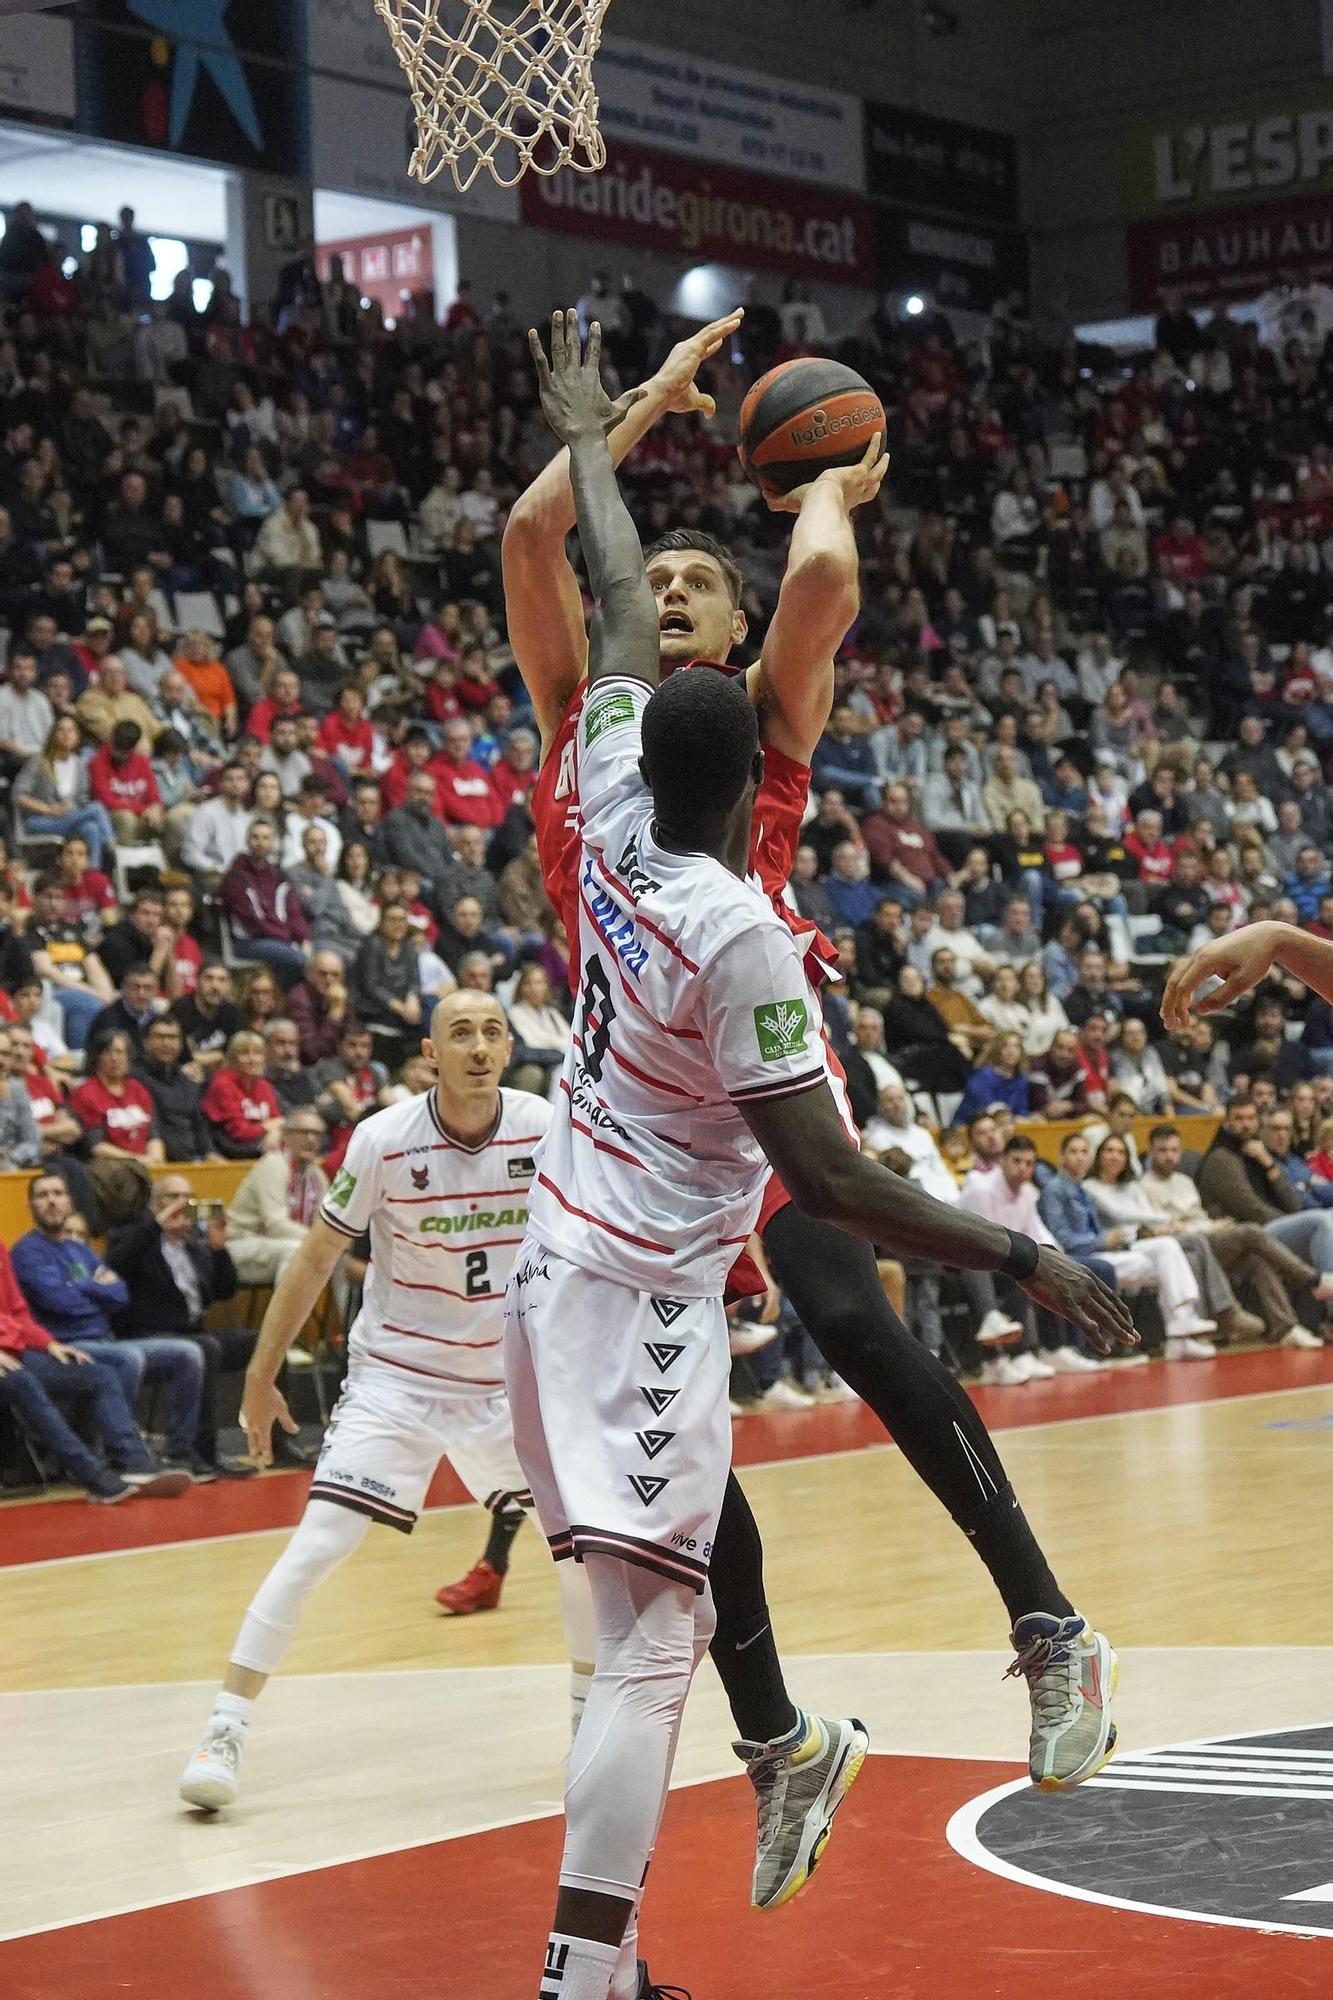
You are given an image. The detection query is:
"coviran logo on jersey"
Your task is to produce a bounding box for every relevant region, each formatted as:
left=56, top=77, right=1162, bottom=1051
left=419, top=1208, right=528, bottom=1234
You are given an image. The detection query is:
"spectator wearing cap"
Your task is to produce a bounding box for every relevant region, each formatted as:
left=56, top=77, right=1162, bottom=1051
left=75, top=653, right=160, bottom=746
left=0, top=642, right=52, bottom=777
left=71, top=614, right=116, bottom=689
left=173, top=630, right=237, bottom=735
left=435, top=716, right=502, bottom=828
left=88, top=718, right=164, bottom=844
left=220, top=816, right=310, bottom=989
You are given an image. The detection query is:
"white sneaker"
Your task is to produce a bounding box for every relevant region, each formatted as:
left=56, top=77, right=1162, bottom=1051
left=1165, top=1311, right=1217, bottom=1340
left=981, top=1355, right=1029, bottom=1386
left=1015, top=1352, right=1056, bottom=1380
left=977, top=1308, right=1025, bottom=1347
left=813, top=1375, right=859, bottom=1404
left=1279, top=1324, right=1325, bottom=1350
left=1110, top=1350, right=1151, bottom=1368
left=1046, top=1345, right=1105, bottom=1374
left=180, top=1719, right=245, bottom=1811
left=758, top=1379, right=817, bottom=1411
left=730, top=1320, right=779, bottom=1357
left=1166, top=1335, right=1216, bottom=1361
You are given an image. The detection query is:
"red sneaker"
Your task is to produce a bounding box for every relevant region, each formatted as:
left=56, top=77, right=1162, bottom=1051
left=434, top=1559, right=505, bottom=1615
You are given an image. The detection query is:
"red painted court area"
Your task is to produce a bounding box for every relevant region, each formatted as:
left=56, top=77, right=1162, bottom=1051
left=6, top=1346, right=1330, bottom=1569
left=4, top=1758, right=1327, bottom=2000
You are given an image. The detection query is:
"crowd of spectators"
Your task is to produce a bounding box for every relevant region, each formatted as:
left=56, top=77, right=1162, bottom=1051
left=2, top=197, right=1333, bottom=1470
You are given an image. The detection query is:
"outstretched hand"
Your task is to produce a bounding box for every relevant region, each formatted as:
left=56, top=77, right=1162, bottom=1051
left=654, top=310, right=744, bottom=420
left=1161, top=920, right=1283, bottom=1031
left=529, top=308, right=647, bottom=447
left=765, top=433, right=890, bottom=515
left=1019, top=1246, right=1139, bottom=1357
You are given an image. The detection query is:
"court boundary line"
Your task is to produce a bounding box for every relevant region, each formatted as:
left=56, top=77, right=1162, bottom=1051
left=4, top=1374, right=1329, bottom=1574
left=946, top=1720, right=1333, bottom=1943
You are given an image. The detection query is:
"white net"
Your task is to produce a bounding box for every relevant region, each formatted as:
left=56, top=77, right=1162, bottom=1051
left=374, top=0, right=613, bottom=192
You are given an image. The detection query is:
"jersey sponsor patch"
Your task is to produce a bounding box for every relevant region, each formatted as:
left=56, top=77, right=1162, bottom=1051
left=507, top=1155, right=535, bottom=1180
left=753, top=997, right=810, bottom=1062
left=584, top=689, right=637, bottom=744
left=328, top=1165, right=357, bottom=1209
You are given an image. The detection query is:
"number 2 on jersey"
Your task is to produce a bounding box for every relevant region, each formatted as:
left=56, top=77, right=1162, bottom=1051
left=579, top=952, right=617, bottom=1082
left=464, top=1249, right=490, bottom=1297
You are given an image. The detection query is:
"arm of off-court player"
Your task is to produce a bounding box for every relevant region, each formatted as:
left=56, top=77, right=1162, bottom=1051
left=1163, top=919, right=1333, bottom=1029
left=738, top=1082, right=1135, bottom=1354
left=749, top=442, right=888, bottom=765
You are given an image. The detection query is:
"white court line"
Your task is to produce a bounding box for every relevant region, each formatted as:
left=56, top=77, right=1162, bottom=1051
left=3, top=1374, right=1329, bottom=1575
left=946, top=1720, right=1333, bottom=1943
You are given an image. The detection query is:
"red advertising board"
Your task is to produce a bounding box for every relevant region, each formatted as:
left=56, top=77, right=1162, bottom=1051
left=520, top=137, right=877, bottom=289
left=1127, top=191, right=1333, bottom=308
left=317, top=228, right=433, bottom=322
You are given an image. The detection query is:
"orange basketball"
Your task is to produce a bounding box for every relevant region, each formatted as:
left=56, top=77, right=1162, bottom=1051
left=738, top=357, right=885, bottom=497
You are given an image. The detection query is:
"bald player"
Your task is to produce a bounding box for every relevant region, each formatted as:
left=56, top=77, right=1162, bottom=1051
left=180, top=990, right=594, bottom=1811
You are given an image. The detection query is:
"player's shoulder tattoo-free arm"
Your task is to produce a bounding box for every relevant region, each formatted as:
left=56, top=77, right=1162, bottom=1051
left=567, top=433, right=660, bottom=695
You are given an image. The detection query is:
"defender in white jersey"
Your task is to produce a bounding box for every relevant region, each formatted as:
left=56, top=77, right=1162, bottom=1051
left=179, top=991, right=594, bottom=1815
left=513, top=312, right=1134, bottom=2000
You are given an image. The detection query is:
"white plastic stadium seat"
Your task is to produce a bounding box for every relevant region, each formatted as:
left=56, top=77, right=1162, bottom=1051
left=173, top=591, right=226, bottom=639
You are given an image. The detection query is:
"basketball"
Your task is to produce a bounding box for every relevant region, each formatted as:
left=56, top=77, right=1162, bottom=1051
left=738, top=358, right=885, bottom=498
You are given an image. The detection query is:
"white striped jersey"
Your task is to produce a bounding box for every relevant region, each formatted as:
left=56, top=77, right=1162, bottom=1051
left=320, top=1086, right=553, bottom=1395
left=526, top=674, right=832, bottom=1299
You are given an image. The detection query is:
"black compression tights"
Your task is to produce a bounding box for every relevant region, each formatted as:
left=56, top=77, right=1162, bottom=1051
left=707, top=1204, right=1072, bottom=1745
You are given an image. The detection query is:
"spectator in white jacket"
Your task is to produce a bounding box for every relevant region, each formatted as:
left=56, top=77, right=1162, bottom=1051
left=181, top=762, right=253, bottom=881
left=251, top=488, right=321, bottom=581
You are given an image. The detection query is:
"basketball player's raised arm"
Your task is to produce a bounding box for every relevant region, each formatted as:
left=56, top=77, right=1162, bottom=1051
left=528, top=310, right=660, bottom=692
left=1163, top=919, right=1333, bottom=1028
left=504, top=311, right=742, bottom=742
left=748, top=440, right=889, bottom=765
left=738, top=1083, right=1136, bottom=1354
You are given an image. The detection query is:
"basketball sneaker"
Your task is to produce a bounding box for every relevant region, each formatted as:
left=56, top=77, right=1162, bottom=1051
left=734, top=1710, right=869, bottom=1910
left=1006, top=1612, right=1118, bottom=1790
left=179, top=1718, right=246, bottom=1811
left=434, top=1558, right=505, bottom=1615
left=634, top=1965, right=690, bottom=1999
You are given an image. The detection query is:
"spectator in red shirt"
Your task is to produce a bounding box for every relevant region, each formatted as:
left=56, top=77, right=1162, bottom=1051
left=316, top=682, right=375, bottom=772
left=162, top=884, right=203, bottom=997
left=490, top=727, right=538, bottom=815
left=88, top=720, right=164, bottom=844
left=1073, top=1013, right=1113, bottom=1112
left=55, top=833, right=117, bottom=935
left=381, top=726, right=441, bottom=813
left=246, top=667, right=303, bottom=742
left=860, top=782, right=951, bottom=909
left=200, top=1030, right=284, bottom=1158
left=1152, top=514, right=1206, bottom=583
left=220, top=816, right=311, bottom=989
left=424, top=657, right=463, bottom=726
left=434, top=716, right=502, bottom=828
left=7, top=1023, right=79, bottom=1157
left=1122, top=808, right=1174, bottom=894
left=453, top=642, right=499, bottom=713
left=70, top=1028, right=163, bottom=1161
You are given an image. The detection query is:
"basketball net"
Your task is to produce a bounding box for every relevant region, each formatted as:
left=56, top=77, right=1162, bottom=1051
left=374, top=0, right=613, bottom=192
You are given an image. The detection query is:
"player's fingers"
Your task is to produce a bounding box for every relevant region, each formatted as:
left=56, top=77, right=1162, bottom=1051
left=1195, top=968, right=1253, bottom=1016
left=278, top=1400, right=300, bottom=1436
left=689, top=388, right=717, bottom=419
left=585, top=319, right=602, bottom=376
left=527, top=327, right=552, bottom=390
left=861, top=430, right=885, bottom=469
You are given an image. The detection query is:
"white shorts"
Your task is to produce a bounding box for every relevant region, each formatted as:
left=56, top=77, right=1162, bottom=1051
left=308, top=1360, right=529, bottom=1533
left=503, top=1242, right=732, bottom=1595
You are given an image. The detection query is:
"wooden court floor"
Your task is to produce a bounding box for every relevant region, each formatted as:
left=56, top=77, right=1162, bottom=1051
left=4, top=1351, right=1333, bottom=1998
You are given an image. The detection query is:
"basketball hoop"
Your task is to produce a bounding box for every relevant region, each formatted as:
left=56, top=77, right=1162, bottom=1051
left=375, top=0, right=612, bottom=192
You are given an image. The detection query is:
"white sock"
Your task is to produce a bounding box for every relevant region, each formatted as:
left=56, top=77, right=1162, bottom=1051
left=609, top=1909, right=639, bottom=2000
left=540, top=1933, right=619, bottom=2000
left=570, top=1666, right=593, bottom=1745
left=214, top=1691, right=253, bottom=1729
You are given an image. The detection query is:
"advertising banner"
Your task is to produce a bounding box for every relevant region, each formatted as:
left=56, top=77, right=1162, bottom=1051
left=307, top=0, right=407, bottom=91
left=520, top=135, right=876, bottom=288
left=0, top=10, right=74, bottom=122
left=76, top=0, right=308, bottom=176
left=1127, top=192, right=1333, bottom=307
left=310, top=74, right=517, bottom=222
left=864, top=100, right=1018, bottom=226
left=595, top=35, right=864, bottom=191
left=877, top=206, right=1027, bottom=313
left=318, top=227, right=434, bottom=319
left=1125, top=89, right=1333, bottom=219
